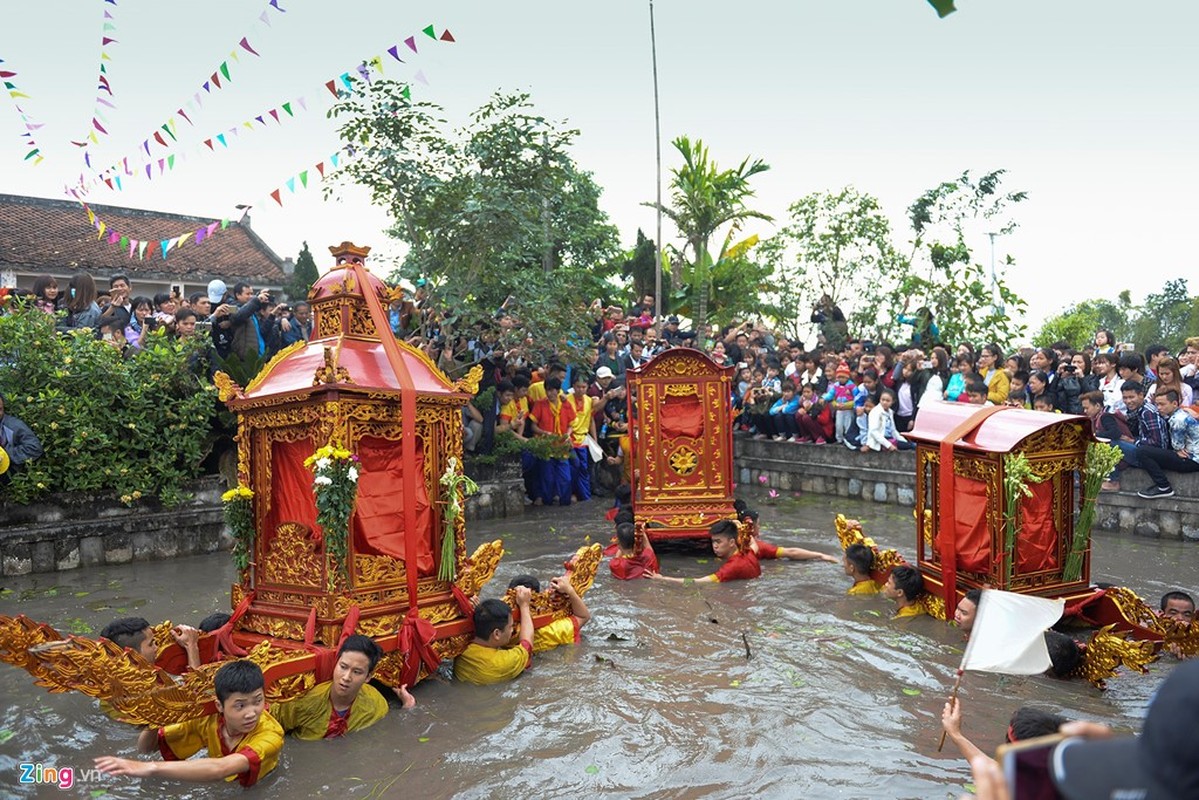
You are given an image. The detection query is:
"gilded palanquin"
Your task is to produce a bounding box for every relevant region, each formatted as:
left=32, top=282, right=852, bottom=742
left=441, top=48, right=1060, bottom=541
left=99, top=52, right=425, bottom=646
left=626, top=348, right=736, bottom=541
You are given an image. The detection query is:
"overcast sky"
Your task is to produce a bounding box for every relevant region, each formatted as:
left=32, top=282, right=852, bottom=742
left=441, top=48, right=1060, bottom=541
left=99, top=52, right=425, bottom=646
left=2, top=1, right=1196, bottom=336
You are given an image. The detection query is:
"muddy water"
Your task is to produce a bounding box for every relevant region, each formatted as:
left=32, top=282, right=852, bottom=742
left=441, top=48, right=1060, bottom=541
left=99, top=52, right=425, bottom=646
left=2, top=495, right=1197, bottom=800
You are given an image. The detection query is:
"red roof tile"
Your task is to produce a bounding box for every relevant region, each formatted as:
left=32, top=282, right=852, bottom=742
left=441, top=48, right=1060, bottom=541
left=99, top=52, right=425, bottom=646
left=0, top=193, right=285, bottom=282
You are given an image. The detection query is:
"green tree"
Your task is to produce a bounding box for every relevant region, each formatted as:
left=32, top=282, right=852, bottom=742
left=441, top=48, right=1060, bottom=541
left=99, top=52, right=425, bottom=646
left=759, top=188, right=904, bottom=342
left=327, top=85, right=621, bottom=367
left=1035, top=294, right=1133, bottom=349
left=619, top=229, right=665, bottom=305
left=1132, top=279, right=1197, bottom=353
left=666, top=233, right=779, bottom=329
left=886, top=169, right=1030, bottom=347
left=285, top=241, right=320, bottom=301
left=647, top=137, right=770, bottom=339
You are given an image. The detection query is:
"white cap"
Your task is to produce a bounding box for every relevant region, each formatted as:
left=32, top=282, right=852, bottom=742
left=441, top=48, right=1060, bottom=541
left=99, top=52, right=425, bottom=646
left=206, top=279, right=227, bottom=305
left=596, top=366, right=615, bottom=379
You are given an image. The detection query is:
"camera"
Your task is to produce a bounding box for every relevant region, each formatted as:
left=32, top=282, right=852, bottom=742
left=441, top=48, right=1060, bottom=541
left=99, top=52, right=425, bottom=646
left=919, top=360, right=933, bottom=370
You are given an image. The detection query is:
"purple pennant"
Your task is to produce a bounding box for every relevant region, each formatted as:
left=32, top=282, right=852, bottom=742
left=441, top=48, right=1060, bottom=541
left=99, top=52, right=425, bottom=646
left=104, top=9, right=113, bottom=18
left=84, top=152, right=91, bottom=168
left=203, top=81, right=210, bottom=92
left=255, top=115, right=264, bottom=125
left=195, top=228, right=207, bottom=244
left=145, top=164, right=151, bottom=178
left=269, top=0, right=286, bottom=11
left=387, top=45, right=402, bottom=62
left=404, top=35, right=417, bottom=53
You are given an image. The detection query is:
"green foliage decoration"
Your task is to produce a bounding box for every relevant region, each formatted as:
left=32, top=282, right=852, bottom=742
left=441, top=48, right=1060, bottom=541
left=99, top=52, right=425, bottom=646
left=1064, top=442, right=1123, bottom=582
left=0, top=304, right=214, bottom=506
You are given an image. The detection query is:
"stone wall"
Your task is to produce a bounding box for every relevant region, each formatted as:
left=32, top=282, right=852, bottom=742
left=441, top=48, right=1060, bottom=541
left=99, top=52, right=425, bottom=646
left=734, top=437, right=1199, bottom=541
left=0, top=476, right=525, bottom=577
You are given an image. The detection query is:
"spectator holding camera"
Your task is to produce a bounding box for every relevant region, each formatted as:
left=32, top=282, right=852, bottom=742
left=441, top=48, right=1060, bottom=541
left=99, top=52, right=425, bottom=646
left=123, top=296, right=156, bottom=353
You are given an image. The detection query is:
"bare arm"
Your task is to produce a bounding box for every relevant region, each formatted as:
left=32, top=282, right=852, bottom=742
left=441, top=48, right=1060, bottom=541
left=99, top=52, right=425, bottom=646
left=95, top=753, right=251, bottom=782
left=550, top=576, right=590, bottom=627
left=777, top=546, right=840, bottom=563
left=136, top=728, right=158, bottom=754
left=514, top=587, right=534, bottom=646
left=645, top=572, right=717, bottom=584
left=941, top=698, right=991, bottom=766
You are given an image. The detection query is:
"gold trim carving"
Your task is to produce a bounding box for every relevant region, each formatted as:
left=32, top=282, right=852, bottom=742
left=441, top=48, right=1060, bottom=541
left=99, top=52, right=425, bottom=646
left=260, top=523, right=324, bottom=588
left=663, top=383, right=699, bottom=397
left=456, top=540, right=505, bottom=599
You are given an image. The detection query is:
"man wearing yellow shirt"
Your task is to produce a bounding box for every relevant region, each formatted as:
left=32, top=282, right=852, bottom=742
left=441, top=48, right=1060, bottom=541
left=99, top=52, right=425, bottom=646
left=94, top=660, right=283, bottom=788
left=454, top=586, right=535, bottom=685
left=272, top=635, right=413, bottom=740
left=527, top=362, right=567, bottom=405
left=507, top=573, right=592, bottom=653
left=567, top=373, right=597, bottom=501
left=884, top=565, right=928, bottom=619
left=843, top=544, right=882, bottom=596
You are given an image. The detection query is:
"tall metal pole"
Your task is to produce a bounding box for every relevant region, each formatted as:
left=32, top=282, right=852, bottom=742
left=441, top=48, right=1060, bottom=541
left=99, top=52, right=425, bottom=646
left=650, top=0, right=663, bottom=320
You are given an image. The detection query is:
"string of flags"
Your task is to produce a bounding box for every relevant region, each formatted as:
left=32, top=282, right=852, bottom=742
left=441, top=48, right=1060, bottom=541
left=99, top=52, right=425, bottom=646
left=72, top=22, right=453, bottom=197
left=76, top=147, right=350, bottom=261
left=72, top=0, right=285, bottom=192
left=70, top=0, right=120, bottom=162
left=0, top=56, right=46, bottom=166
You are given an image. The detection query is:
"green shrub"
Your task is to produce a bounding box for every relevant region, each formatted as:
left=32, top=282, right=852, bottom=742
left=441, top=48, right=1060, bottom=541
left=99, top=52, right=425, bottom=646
left=0, top=305, right=215, bottom=506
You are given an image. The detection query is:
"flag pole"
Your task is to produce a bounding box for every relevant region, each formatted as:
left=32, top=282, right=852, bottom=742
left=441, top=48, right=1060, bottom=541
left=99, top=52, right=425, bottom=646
left=936, top=667, right=965, bottom=752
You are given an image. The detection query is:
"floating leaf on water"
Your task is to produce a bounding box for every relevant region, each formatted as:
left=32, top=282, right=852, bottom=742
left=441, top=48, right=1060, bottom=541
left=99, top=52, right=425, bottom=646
left=947, top=646, right=964, bottom=655
left=583, top=535, right=591, bottom=542
left=90, top=791, right=108, bottom=799
left=418, top=737, right=430, bottom=743
left=862, top=609, right=881, bottom=617
left=44, top=588, right=59, bottom=597
left=792, top=680, right=805, bottom=687
left=584, top=765, right=599, bottom=775
left=729, top=680, right=741, bottom=687
left=696, top=559, right=709, bottom=564
left=75, top=591, right=90, bottom=597
left=964, top=783, right=976, bottom=794
left=902, top=688, right=922, bottom=696
left=0, top=588, right=13, bottom=598
left=0, top=730, right=13, bottom=744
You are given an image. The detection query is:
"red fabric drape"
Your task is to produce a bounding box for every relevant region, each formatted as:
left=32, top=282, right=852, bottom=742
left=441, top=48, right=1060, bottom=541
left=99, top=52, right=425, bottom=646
left=1017, top=480, right=1059, bottom=573
left=661, top=394, right=704, bottom=439
left=264, top=438, right=319, bottom=542
left=953, top=478, right=992, bottom=574
left=351, top=436, right=434, bottom=576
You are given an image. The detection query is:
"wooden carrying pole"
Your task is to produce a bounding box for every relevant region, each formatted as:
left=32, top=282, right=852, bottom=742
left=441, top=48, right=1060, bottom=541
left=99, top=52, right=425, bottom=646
left=936, top=668, right=966, bottom=752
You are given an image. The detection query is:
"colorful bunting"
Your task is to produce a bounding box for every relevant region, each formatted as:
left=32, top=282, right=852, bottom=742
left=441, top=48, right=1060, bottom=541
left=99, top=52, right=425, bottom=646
left=80, top=202, right=231, bottom=262
left=0, top=57, right=47, bottom=165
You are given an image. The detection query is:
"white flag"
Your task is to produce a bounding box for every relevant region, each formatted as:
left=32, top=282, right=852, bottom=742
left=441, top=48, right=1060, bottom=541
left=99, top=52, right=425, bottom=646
left=960, top=590, right=1064, bottom=675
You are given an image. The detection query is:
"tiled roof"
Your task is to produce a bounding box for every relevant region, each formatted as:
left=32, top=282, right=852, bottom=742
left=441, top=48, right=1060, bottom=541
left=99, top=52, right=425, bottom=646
left=0, top=193, right=285, bottom=282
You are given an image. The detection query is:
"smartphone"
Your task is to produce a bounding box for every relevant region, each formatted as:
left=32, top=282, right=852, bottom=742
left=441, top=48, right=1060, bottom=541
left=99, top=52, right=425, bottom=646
left=920, top=360, right=933, bottom=369
left=997, top=733, right=1069, bottom=800
left=1119, top=342, right=1135, bottom=352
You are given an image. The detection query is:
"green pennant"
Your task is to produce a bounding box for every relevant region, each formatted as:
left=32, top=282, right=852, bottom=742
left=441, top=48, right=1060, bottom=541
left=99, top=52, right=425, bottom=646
left=167, top=154, right=175, bottom=170
left=400, top=85, right=411, bottom=100
left=926, top=0, right=956, bottom=17
left=119, top=235, right=129, bottom=249
left=161, top=123, right=176, bottom=142
left=23, top=148, right=39, bottom=160
left=299, top=170, right=308, bottom=188
left=221, top=219, right=230, bottom=229
left=282, top=102, right=293, bottom=116
left=2, top=82, right=14, bottom=90
left=423, top=24, right=436, bottom=39
left=219, top=61, right=230, bottom=81
left=100, top=63, right=107, bottom=73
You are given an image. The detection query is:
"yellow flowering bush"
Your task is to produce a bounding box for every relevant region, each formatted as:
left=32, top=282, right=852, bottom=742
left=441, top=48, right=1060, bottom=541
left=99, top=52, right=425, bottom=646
left=308, top=443, right=359, bottom=588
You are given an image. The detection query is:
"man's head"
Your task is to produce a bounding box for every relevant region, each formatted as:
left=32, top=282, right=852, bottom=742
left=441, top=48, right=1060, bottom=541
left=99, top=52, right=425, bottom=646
left=1160, top=591, right=1195, bottom=625
left=100, top=617, right=157, bottom=663
left=1121, top=381, right=1146, bottom=411
left=472, top=599, right=516, bottom=647
left=595, top=366, right=614, bottom=387
left=954, top=588, right=982, bottom=633
left=965, top=381, right=989, bottom=405
left=174, top=308, right=198, bottom=337
left=613, top=508, right=635, bottom=527
left=109, top=274, right=131, bottom=293
left=843, top=543, right=874, bottom=578
left=1044, top=631, right=1082, bottom=678
left=1154, top=389, right=1180, bottom=418
left=233, top=282, right=254, bottom=304
left=189, top=292, right=211, bottom=317
left=1117, top=351, right=1145, bottom=381
left=1145, top=344, right=1169, bottom=370
left=512, top=375, right=531, bottom=400
left=332, top=635, right=382, bottom=705
left=884, top=565, right=925, bottom=603
left=708, top=519, right=740, bottom=559
left=508, top=574, right=541, bottom=593
left=544, top=376, right=563, bottom=402
left=293, top=301, right=311, bottom=324
left=1080, top=391, right=1104, bottom=419
left=198, top=612, right=231, bottom=633
left=616, top=522, right=637, bottom=552
left=214, top=660, right=267, bottom=736
left=1008, top=706, right=1068, bottom=742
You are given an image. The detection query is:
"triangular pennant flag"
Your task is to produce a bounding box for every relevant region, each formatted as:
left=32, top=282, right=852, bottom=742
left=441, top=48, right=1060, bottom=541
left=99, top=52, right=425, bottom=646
left=177, top=108, right=191, bottom=124
left=229, top=49, right=240, bottom=65
left=299, top=170, right=308, bottom=188
left=86, top=207, right=96, bottom=224
left=100, top=63, right=108, bottom=73
left=203, top=80, right=211, bottom=92
left=143, top=139, right=151, bottom=155
left=216, top=133, right=227, bottom=147
left=325, top=79, right=338, bottom=97
left=104, top=9, right=113, bottom=19
left=285, top=177, right=296, bottom=193
left=315, top=161, right=325, bottom=178
left=268, top=108, right=280, bottom=123
left=114, top=176, right=122, bottom=191
left=228, top=126, right=238, bottom=137
left=414, top=70, right=428, bottom=86
left=243, top=121, right=253, bottom=130
left=167, top=118, right=177, bottom=136
left=219, top=62, right=230, bottom=82
left=269, top=0, right=286, bottom=11
left=195, top=228, right=206, bottom=244
left=370, top=56, right=384, bottom=74
left=101, top=37, right=118, bottom=46
left=101, top=53, right=111, bottom=61
left=400, top=85, right=411, bottom=101
left=168, top=154, right=176, bottom=169
left=387, top=45, right=402, bottom=62
left=22, top=148, right=39, bottom=160
left=119, top=235, right=129, bottom=249
left=97, top=97, right=116, bottom=109
left=927, top=0, right=957, bottom=18
left=128, top=238, right=136, bottom=258
left=282, top=102, right=292, bottom=116
left=103, top=22, right=116, bottom=32
left=97, top=221, right=107, bottom=239
left=239, top=37, right=260, bottom=56
left=158, top=158, right=166, bottom=173
left=161, top=123, right=176, bottom=142
left=92, top=117, right=108, bottom=134
left=145, top=164, right=151, bottom=178
left=211, top=71, right=221, bottom=89
left=339, top=73, right=353, bottom=90
left=138, top=241, right=147, bottom=260
left=423, top=25, right=436, bottom=39
left=154, top=131, right=167, bottom=147
left=206, top=222, right=218, bottom=237
left=220, top=218, right=230, bottom=229
left=441, top=29, right=455, bottom=42
left=330, top=152, right=340, bottom=168
left=270, top=189, right=282, bottom=206
left=297, top=96, right=307, bottom=111
left=161, top=240, right=171, bottom=259
left=108, top=231, right=119, bottom=245
left=259, top=10, right=270, bottom=26
left=404, top=36, right=418, bottom=53
left=176, top=234, right=188, bottom=250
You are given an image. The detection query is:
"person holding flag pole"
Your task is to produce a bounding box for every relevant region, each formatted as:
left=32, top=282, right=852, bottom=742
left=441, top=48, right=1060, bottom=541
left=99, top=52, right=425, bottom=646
left=936, top=589, right=1065, bottom=752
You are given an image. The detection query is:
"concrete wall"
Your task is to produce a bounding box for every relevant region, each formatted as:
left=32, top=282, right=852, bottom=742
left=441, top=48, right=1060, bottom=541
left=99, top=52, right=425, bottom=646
left=0, top=476, right=525, bottom=576
left=734, top=437, right=1199, bottom=541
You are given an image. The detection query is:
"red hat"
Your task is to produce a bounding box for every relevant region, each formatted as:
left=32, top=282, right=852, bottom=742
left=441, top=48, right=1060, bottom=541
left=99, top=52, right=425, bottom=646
left=835, top=362, right=851, bottom=378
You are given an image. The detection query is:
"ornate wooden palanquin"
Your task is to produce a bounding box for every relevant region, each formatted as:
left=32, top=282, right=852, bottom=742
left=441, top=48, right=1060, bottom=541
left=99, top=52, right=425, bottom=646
left=625, top=348, right=736, bottom=541
left=219, top=243, right=483, bottom=660
left=906, top=403, right=1095, bottom=618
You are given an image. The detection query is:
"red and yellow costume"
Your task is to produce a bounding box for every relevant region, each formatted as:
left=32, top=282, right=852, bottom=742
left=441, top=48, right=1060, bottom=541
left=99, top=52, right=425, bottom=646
left=713, top=551, right=761, bottom=582
left=532, top=617, right=581, bottom=653
left=847, top=580, right=882, bottom=596
left=271, top=680, right=389, bottom=740
left=893, top=604, right=926, bottom=619
left=609, top=544, right=659, bottom=580
left=530, top=396, right=576, bottom=437
left=157, top=711, right=283, bottom=788
left=453, top=639, right=532, bottom=685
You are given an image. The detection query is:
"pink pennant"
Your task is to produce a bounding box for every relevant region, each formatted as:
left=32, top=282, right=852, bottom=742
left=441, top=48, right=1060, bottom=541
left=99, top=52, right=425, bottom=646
left=404, top=36, right=418, bottom=53
left=158, top=158, right=165, bottom=173
left=177, top=108, right=191, bottom=124
left=108, top=231, right=119, bottom=245
left=129, top=239, right=137, bottom=258
left=101, top=37, right=118, bottom=46
left=92, top=117, right=108, bottom=134
left=268, top=108, right=279, bottom=123
left=206, top=222, right=219, bottom=237
left=239, top=37, right=260, bottom=56
left=97, top=97, right=116, bottom=109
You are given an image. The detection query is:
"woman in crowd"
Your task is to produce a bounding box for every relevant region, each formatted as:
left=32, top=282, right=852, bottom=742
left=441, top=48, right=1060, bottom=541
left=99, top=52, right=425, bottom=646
left=1071, top=350, right=1098, bottom=394
left=977, top=343, right=1010, bottom=406
left=1148, top=357, right=1193, bottom=408
left=946, top=352, right=974, bottom=402
left=1027, top=370, right=1052, bottom=409
left=874, top=345, right=897, bottom=390
left=919, top=346, right=951, bottom=409
left=32, top=274, right=59, bottom=316
left=124, top=296, right=155, bottom=353
left=59, top=273, right=101, bottom=331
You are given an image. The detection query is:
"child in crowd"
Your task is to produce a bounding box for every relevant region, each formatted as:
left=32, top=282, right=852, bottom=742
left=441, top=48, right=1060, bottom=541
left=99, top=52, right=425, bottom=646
left=849, top=368, right=878, bottom=449
left=965, top=380, right=991, bottom=406
left=1032, top=395, right=1056, bottom=413
left=883, top=565, right=927, bottom=618
left=855, top=393, right=875, bottom=448
left=1006, top=370, right=1029, bottom=407
left=1094, top=352, right=1125, bottom=412
left=507, top=574, right=591, bottom=653
left=865, top=389, right=913, bottom=452
left=273, top=635, right=412, bottom=741
left=843, top=543, right=880, bottom=595
left=946, top=354, right=974, bottom=402
left=647, top=520, right=761, bottom=584
left=609, top=522, right=660, bottom=580
left=795, top=384, right=830, bottom=444
left=94, top=660, right=283, bottom=787
left=454, top=587, right=534, bottom=685
left=823, top=363, right=856, bottom=445
left=768, top=381, right=801, bottom=441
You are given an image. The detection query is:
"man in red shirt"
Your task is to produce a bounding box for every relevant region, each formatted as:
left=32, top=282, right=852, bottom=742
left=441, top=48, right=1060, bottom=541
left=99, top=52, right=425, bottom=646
left=609, top=522, right=660, bottom=580
left=529, top=376, right=577, bottom=506
left=647, top=520, right=761, bottom=584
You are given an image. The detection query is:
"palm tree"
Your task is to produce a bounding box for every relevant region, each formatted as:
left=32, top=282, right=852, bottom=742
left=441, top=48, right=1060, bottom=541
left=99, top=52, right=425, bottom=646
left=646, top=136, right=771, bottom=339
